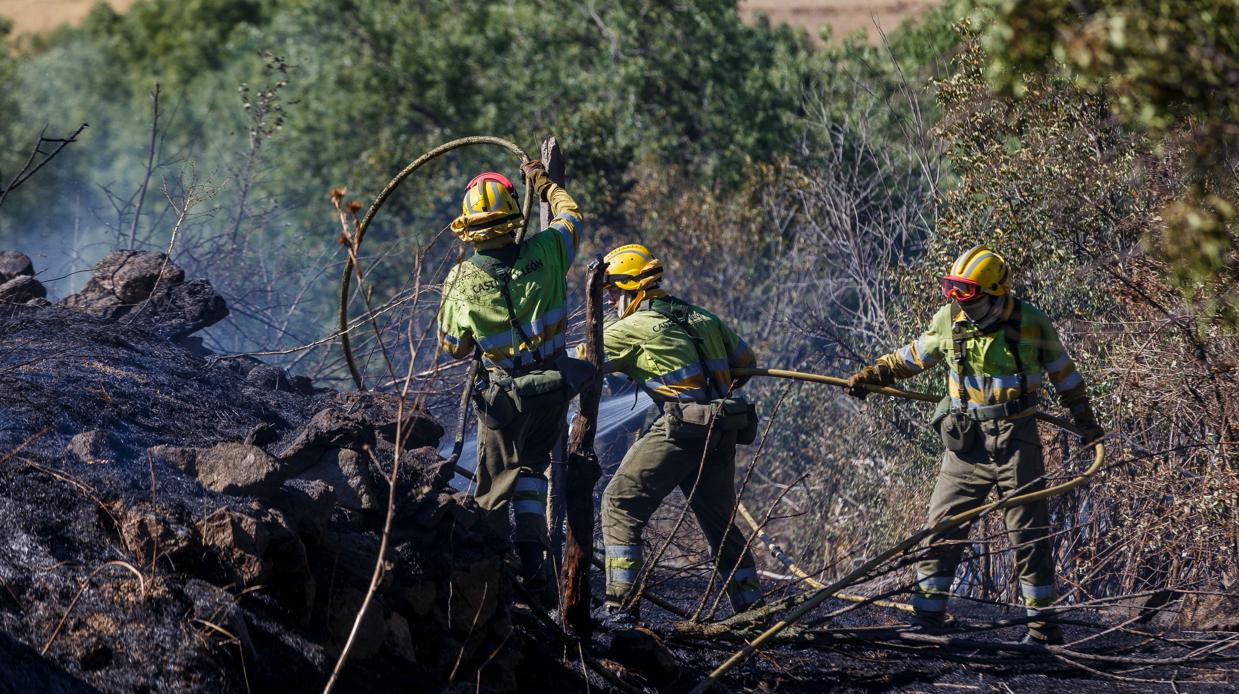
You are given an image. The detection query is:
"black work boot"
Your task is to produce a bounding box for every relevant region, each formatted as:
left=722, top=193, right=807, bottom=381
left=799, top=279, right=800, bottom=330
left=592, top=601, right=639, bottom=630
left=907, top=610, right=952, bottom=633
left=1020, top=624, right=1064, bottom=646
left=514, top=542, right=558, bottom=607
left=515, top=542, right=545, bottom=582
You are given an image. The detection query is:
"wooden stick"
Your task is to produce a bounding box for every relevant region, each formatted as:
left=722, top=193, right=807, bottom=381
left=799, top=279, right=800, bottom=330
left=560, top=258, right=605, bottom=638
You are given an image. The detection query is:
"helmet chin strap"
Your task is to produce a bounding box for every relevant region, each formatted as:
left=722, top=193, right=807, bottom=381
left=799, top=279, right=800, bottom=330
left=617, top=287, right=666, bottom=319
left=617, top=290, right=641, bottom=319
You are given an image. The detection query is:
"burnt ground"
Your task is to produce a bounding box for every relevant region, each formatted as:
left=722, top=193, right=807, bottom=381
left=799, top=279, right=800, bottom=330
left=0, top=252, right=588, bottom=693
left=0, top=249, right=1235, bottom=694
left=637, top=579, right=1239, bottom=693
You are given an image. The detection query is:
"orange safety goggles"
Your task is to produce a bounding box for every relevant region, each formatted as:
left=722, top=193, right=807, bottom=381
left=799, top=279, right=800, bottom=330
left=941, top=276, right=982, bottom=303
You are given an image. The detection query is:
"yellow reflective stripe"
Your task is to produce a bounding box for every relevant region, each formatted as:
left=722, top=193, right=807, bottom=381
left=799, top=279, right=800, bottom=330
left=961, top=250, right=995, bottom=278
left=604, top=557, right=642, bottom=570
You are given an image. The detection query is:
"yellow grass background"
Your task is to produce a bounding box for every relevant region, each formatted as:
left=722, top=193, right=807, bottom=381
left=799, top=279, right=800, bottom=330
left=0, top=0, right=136, bottom=35
left=4, top=1, right=934, bottom=42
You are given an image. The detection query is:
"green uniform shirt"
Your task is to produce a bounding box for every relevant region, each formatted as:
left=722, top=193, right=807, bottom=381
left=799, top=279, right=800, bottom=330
left=876, top=298, right=1089, bottom=416
left=600, top=295, right=756, bottom=403
left=437, top=183, right=582, bottom=370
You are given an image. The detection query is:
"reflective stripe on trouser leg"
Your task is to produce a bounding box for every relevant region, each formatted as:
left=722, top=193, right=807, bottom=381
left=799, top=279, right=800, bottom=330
left=726, top=566, right=762, bottom=610
left=513, top=474, right=548, bottom=517
left=1021, top=583, right=1056, bottom=617
left=604, top=545, right=643, bottom=603
left=912, top=572, right=953, bottom=613
left=513, top=473, right=549, bottom=547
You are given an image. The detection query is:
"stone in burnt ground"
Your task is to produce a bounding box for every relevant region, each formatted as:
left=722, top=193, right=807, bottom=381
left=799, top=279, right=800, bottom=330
left=0, top=251, right=48, bottom=306
left=0, top=249, right=585, bottom=693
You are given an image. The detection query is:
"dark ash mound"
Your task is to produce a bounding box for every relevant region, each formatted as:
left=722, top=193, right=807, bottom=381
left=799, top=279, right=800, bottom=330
left=0, top=251, right=582, bottom=693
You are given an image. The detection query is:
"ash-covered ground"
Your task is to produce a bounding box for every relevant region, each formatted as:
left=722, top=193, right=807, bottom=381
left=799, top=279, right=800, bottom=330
left=0, top=249, right=1235, bottom=693
left=0, top=250, right=586, bottom=693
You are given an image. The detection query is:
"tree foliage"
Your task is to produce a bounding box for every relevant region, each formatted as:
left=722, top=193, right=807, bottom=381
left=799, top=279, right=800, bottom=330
left=976, top=0, right=1239, bottom=323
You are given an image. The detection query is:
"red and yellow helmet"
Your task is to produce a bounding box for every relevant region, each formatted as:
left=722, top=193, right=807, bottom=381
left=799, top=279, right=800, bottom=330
left=450, top=172, right=523, bottom=244
left=941, top=245, right=1010, bottom=302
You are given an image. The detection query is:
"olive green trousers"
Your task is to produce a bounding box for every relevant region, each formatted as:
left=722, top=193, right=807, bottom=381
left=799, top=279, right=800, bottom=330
left=472, top=399, right=568, bottom=548
left=600, top=415, right=760, bottom=610
left=914, top=414, right=1059, bottom=636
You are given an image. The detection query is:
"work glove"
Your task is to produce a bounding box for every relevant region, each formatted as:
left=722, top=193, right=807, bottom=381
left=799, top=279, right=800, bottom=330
left=1071, top=399, right=1105, bottom=445
left=843, top=364, right=894, bottom=400
left=520, top=159, right=554, bottom=201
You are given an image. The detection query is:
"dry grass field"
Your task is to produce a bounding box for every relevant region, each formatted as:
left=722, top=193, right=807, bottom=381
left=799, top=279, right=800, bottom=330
left=3, top=1, right=934, bottom=42
left=740, top=0, right=939, bottom=42
left=0, top=0, right=136, bottom=35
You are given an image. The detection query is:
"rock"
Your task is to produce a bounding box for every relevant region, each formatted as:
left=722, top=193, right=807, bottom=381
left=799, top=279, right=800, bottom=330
left=333, top=391, right=444, bottom=448
left=278, top=408, right=376, bottom=472
left=134, top=279, right=229, bottom=341
left=90, top=250, right=184, bottom=304
left=295, top=448, right=379, bottom=511
left=393, top=581, right=437, bottom=620
left=60, top=250, right=227, bottom=339
left=67, top=430, right=121, bottom=465
left=384, top=448, right=459, bottom=526
left=245, top=364, right=294, bottom=392
left=0, top=275, right=46, bottom=304
left=409, top=492, right=478, bottom=534
left=443, top=557, right=503, bottom=634
left=262, top=508, right=315, bottom=619
left=0, top=250, right=34, bottom=282
left=195, top=442, right=288, bottom=499
left=385, top=613, right=417, bottom=663
left=270, top=479, right=336, bottom=538
left=608, top=626, right=679, bottom=683
left=244, top=422, right=279, bottom=448
left=197, top=508, right=270, bottom=586
left=120, top=504, right=196, bottom=567
left=148, top=444, right=199, bottom=474
left=1182, top=588, right=1239, bottom=632
left=184, top=578, right=256, bottom=658
left=327, top=588, right=387, bottom=660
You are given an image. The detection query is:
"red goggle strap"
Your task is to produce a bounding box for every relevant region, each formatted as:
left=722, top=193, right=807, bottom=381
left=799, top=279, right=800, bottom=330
left=467, top=172, right=515, bottom=194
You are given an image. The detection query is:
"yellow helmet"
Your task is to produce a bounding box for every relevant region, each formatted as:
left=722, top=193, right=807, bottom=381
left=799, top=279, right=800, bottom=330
left=450, top=172, right=523, bottom=244
left=603, top=243, right=663, bottom=292
left=943, top=245, right=1010, bottom=300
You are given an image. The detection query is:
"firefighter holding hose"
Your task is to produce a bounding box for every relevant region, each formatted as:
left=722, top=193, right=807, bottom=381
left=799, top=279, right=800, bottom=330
left=592, top=243, right=764, bottom=627
left=436, top=161, right=589, bottom=597
left=845, top=245, right=1104, bottom=645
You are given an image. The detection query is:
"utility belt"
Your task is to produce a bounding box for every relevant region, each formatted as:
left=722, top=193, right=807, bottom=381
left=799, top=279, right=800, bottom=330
left=661, top=396, right=760, bottom=446
left=932, top=393, right=1038, bottom=452
left=473, top=351, right=596, bottom=430
left=953, top=392, right=1039, bottom=421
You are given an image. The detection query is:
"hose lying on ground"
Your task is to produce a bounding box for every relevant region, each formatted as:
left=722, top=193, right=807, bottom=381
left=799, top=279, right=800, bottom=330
left=691, top=367, right=1106, bottom=693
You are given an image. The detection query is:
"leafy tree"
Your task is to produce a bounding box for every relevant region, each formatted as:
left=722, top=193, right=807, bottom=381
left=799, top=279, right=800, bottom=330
left=975, top=0, right=1239, bottom=323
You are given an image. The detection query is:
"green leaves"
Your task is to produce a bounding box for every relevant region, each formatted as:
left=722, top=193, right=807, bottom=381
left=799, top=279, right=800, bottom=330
left=972, top=0, right=1239, bottom=325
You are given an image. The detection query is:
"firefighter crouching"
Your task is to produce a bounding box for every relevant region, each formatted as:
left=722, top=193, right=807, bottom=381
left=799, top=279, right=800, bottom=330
left=845, top=245, right=1104, bottom=645
left=592, top=243, right=763, bottom=626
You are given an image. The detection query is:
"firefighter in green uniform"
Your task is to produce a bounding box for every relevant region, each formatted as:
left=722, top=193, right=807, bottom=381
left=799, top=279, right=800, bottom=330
left=845, top=246, right=1104, bottom=645
left=437, top=161, right=584, bottom=588
left=593, top=243, right=763, bottom=625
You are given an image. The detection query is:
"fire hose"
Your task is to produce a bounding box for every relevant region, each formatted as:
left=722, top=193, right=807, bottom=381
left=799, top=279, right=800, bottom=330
left=333, top=140, right=1106, bottom=687
left=691, top=367, right=1106, bottom=693
left=339, top=136, right=536, bottom=390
